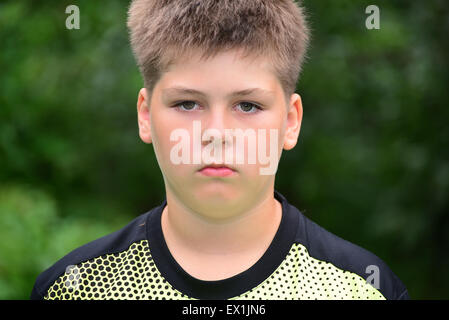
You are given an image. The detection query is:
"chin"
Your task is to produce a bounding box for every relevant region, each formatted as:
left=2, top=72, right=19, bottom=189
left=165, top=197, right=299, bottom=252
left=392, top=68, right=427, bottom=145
left=193, top=200, right=244, bottom=220
left=194, top=185, right=239, bottom=201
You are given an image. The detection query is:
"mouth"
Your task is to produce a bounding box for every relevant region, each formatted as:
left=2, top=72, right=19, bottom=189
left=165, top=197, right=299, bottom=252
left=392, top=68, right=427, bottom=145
left=197, top=163, right=237, bottom=177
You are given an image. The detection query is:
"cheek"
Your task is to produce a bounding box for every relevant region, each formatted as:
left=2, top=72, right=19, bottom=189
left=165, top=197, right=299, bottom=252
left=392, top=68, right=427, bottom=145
left=278, top=123, right=288, bottom=151
left=260, top=117, right=286, bottom=157
left=150, top=112, right=178, bottom=172
left=150, top=113, right=196, bottom=177
left=151, top=109, right=179, bottom=151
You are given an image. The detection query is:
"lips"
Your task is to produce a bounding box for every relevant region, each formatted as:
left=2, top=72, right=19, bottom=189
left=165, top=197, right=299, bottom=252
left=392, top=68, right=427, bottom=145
left=198, top=164, right=236, bottom=177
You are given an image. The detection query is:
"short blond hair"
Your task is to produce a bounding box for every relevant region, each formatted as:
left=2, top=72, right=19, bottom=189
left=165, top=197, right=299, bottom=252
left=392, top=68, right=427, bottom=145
left=127, top=0, right=310, bottom=100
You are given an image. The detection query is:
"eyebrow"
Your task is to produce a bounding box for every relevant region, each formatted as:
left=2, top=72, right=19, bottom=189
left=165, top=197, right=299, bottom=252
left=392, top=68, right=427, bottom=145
left=161, top=86, right=275, bottom=100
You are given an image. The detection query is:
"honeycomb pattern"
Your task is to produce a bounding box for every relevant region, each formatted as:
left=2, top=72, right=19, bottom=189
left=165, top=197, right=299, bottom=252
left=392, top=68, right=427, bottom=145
left=45, top=240, right=192, bottom=300
left=44, top=240, right=385, bottom=300
left=231, top=243, right=385, bottom=300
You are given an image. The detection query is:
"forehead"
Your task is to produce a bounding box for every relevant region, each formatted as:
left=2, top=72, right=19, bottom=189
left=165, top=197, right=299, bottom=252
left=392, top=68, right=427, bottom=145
left=158, top=48, right=282, bottom=99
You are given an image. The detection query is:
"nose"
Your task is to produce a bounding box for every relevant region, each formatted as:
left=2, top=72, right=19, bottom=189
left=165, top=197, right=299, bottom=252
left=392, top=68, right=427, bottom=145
left=201, top=105, right=233, bottom=147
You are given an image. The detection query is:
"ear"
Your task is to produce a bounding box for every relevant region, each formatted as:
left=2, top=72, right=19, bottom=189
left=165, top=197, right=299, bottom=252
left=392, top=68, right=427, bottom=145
left=283, top=93, right=303, bottom=150
left=137, top=88, right=152, bottom=144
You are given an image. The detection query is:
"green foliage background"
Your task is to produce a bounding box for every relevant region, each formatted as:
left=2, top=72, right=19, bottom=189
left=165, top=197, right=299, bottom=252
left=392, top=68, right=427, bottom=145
left=0, top=0, right=448, bottom=299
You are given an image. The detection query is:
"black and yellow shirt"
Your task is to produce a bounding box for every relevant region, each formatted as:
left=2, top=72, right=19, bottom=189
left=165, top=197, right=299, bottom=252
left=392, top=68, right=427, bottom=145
left=30, top=190, right=409, bottom=300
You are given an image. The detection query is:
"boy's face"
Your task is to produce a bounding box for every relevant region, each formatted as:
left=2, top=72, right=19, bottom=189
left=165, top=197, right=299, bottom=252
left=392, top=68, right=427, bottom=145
left=137, top=48, right=302, bottom=220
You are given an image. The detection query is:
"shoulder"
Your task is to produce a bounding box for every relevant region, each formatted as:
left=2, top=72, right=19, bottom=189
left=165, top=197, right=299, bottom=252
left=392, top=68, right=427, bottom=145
left=288, top=202, right=410, bottom=300
left=30, top=210, right=151, bottom=299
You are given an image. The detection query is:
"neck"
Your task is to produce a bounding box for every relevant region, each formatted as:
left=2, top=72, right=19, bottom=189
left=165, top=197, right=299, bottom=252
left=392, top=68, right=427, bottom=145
left=161, top=187, right=282, bottom=256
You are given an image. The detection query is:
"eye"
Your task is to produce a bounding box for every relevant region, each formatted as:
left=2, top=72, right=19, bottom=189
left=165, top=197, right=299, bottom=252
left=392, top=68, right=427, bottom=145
left=236, top=102, right=262, bottom=113
left=173, top=101, right=199, bottom=111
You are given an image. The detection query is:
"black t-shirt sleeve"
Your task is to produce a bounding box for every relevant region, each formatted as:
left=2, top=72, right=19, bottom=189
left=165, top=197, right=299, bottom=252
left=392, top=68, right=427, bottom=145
left=29, top=212, right=149, bottom=300
left=294, top=206, right=410, bottom=300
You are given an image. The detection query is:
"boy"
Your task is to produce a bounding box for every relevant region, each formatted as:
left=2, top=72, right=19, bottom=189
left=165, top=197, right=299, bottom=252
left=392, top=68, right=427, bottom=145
left=30, top=0, right=409, bottom=300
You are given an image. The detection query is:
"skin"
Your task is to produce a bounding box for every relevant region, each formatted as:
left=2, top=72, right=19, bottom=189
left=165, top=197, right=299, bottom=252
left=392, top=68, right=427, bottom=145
left=136, top=48, right=303, bottom=280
